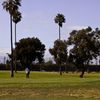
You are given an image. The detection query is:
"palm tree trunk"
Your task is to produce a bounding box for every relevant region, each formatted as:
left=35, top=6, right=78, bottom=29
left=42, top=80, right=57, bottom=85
left=10, top=15, right=14, bottom=77
left=58, top=25, right=62, bottom=75
left=99, top=56, right=100, bottom=65
left=59, top=25, right=61, bottom=40
left=15, top=23, right=17, bottom=73
left=15, top=23, right=16, bottom=46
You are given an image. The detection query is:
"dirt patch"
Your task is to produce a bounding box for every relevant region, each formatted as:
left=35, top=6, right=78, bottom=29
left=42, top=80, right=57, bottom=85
left=46, top=88, right=100, bottom=99
left=0, top=88, right=100, bottom=99
left=0, top=88, right=38, bottom=96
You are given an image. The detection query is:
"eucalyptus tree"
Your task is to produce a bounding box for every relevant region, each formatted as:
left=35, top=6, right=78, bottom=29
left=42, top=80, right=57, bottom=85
left=49, top=39, right=68, bottom=75
left=15, top=37, right=45, bottom=77
left=67, top=27, right=100, bottom=78
left=2, top=0, right=21, bottom=77
left=54, top=13, right=65, bottom=40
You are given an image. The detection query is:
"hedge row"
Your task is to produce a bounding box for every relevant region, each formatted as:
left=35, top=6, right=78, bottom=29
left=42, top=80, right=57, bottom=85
left=0, top=63, right=100, bottom=72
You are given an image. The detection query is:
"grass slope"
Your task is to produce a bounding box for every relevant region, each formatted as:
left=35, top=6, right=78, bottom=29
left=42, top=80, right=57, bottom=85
left=0, top=71, right=100, bottom=100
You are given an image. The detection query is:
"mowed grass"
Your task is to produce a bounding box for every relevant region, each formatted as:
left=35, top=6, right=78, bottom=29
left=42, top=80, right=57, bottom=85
left=0, top=71, right=100, bottom=100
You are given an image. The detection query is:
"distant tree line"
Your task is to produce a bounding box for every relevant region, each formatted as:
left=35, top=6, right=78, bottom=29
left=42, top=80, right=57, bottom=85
left=1, top=63, right=100, bottom=73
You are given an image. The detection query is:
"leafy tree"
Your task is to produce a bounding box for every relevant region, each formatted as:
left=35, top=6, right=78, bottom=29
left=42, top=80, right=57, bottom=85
left=67, top=27, right=100, bottom=78
left=2, top=0, right=21, bottom=77
left=49, top=39, right=68, bottom=75
left=15, top=37, right=45, bottom=73
left=54, top=13, right=65, bottom=40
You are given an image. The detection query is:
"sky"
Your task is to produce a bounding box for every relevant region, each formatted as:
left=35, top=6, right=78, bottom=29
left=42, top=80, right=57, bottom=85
left=0, top=0, right=100, bottom=58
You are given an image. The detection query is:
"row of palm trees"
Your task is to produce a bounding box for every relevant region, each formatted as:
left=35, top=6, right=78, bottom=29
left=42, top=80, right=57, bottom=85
left=2, top=0, right=66, bottom=77
left=2, top=0, right=22, bottom=77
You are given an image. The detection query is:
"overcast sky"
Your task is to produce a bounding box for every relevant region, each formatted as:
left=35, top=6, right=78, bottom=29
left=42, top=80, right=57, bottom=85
left=0, top=0, right=100, bottom=57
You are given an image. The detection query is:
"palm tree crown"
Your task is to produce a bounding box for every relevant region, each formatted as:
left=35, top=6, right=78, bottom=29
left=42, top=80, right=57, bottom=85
left=12, top=10, right=22, bottom=23
left=54, top=13, right=65, bottom=27
left=2, top=0, right=19, bottom=15
left=54, top=13, right=66, bottom=40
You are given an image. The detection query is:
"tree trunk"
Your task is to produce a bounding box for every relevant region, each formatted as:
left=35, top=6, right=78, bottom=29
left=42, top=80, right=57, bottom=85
left=65, top=65, right=68, bottom=73
left=59, top=25, right=61, bottom=40
left=10, top=15, right=14, bottom=77
left=80, top=65, right=85, bottom=78
left=58, top=25, right=61, bottom=75
left=59, top=65, right=62, bottom=75
left=15, top=23, right=17, bottom=73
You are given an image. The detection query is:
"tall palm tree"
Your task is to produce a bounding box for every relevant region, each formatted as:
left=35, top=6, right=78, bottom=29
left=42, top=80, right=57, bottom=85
left=54, top=13, right=65, bottom=75
left=2, top=0, right=21, bottom=77
left=12, top=10, right=22, bottom=72
left=13, top=0, right=21, bottom=47
left=13, top=11, right=21, bottom=45
left=54, top=13, right=65, bottom=40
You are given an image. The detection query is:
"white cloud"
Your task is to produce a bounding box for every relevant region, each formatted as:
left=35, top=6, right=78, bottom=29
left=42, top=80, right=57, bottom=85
left=68, top=25, right=87, bottom=30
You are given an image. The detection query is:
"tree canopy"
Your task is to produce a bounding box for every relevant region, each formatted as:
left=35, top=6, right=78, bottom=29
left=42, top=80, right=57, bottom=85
left=67, top=27, right=100, bottom=77
left=15, top=37, right=45, bottom=68
left=68, top=27, right=100, bottom=65
left=49, top=39, right=68, bottom=64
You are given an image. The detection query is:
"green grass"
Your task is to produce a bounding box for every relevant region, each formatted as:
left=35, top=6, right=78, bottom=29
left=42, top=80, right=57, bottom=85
left=0, top=71, right=100, bottom=100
